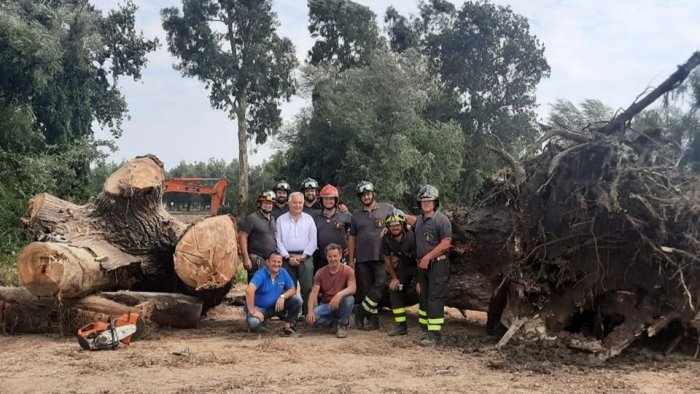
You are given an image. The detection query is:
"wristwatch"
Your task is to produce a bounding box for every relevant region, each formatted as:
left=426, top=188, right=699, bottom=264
left=279, top=294, right=285, bottom=299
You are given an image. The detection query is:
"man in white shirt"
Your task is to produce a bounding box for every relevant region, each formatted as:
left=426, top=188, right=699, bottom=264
left=276, top=192, right=318, bottom=316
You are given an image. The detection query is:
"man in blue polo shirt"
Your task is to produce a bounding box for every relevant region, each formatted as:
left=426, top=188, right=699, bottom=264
left=244, top=252, right=303, bottom=336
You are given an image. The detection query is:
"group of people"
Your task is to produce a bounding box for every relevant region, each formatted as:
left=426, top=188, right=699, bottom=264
left=237, top=178, right=452, bottom=347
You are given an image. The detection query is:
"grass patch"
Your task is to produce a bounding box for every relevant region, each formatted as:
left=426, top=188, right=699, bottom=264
left=0, top=252, right=19, bottom=286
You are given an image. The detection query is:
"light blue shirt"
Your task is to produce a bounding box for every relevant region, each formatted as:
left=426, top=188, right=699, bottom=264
left=276, top=212, right=317, bottom=257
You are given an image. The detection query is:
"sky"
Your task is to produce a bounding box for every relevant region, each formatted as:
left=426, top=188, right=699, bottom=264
left=92, top=0, right=700, bottom=169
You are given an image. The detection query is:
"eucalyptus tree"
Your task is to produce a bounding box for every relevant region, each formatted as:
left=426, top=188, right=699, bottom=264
left=162, top=0, right=297, bottom=208
left=386, top=0, right=550, bottom=193
left=307, top=0, right=381, bottom=70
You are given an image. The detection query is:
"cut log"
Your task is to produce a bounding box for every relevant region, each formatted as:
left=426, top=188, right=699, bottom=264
left=99, top=291, right=203, bottom=328
left=0, top=287, right=202, bottom=334
left=17, top=242, right=139, bottom=298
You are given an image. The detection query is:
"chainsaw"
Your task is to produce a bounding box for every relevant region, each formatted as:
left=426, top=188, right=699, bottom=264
left=77, top=312, right=145, bottom=351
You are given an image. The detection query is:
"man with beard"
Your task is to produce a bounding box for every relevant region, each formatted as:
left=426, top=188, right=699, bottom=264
left=301, top=177, right=322, bottom=214
left=276, top=192, right=317, bottom=316
left=382, top=209, right=417, bottom=336
left=312, top=184, right=352, bottom=274
left=272, top=180, right=290, bottom=220
left=238, top=191, right=277, bottom=282
left=414, top=185, right=452, bottom=347
left=347, top=181, right=394, bottom=331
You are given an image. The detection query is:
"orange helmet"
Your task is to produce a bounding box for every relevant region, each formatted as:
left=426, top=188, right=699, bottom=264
left=319, top=184, right=339, bottom=199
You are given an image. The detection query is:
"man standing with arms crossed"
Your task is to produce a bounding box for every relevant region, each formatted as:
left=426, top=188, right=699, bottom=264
left=276, top=192, right=317, bottom=317
left=307, top=243, right=356, bottom=338
left=348, top=181, right=394, bottom=331
left=414, top=185, right=452, bottom=347
left=238, top=191, right=277, bottom=281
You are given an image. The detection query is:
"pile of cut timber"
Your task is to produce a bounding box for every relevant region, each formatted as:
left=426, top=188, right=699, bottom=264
left=1, top=155, right=237, bottom=333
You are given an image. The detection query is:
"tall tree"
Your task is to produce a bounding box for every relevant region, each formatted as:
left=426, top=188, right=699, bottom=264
left=307, top=0, right=381, bottom=70
left=279, top=49, right=464, bottom=209
left=0, top=0, right=156, bottom=253
left=162, top=0, right=297, bottom=209
left=386, top=0, right=550, bottom=194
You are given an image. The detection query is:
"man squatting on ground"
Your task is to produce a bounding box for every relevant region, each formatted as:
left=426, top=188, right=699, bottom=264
left=306, top=243, right=356, bottom=338
left=276, top=191, right=317, bottom=316
left=382, top=209, right=418, bottom=337
left=414, top=185, right=452, bottom=347
left=244, top=252, right=303, bottom=336
left=238, top=191, right=277, bottom=282
left=348, top=181, right=394, bottom=331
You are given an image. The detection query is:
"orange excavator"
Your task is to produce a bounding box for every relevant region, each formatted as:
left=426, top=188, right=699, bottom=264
left=163, top=178, right=228, bottom=216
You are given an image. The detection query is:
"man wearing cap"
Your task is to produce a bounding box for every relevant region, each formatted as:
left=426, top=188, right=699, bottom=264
left=272, top=180, right=291, bottom=220
left=238, top=190, right=277, bottom=282
left=307, top=243, right=356, bottom=338
left=414, top=185, right=452, bottom=347
left=313, top=184, right=352, bottom=274
left=348, top=181, right=394, bottom=331
left=244, top=251, right=302, bottom=336
left=276, top=191, right=318, bottom=316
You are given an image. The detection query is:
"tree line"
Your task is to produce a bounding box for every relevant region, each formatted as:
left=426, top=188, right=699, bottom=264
left=1, top=0, right=699, bottom=265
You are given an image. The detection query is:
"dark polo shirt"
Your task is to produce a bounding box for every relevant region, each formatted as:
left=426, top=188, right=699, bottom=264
left=350, top=202, right=394, bottom=263
left=303, top=201, right=322, bottom=215
left=382, top=229, right=416, bottom=267
left=272, top=205, right=288, bottom=220
left=415, top=211, right=452, bottom=259
left=314, top=209, right=352, bottom=254
left=240, top=210, right=277, bottom=258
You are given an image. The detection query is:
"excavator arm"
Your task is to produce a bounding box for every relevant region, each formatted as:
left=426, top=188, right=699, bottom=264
left=163, top=178, right=228, bottom=216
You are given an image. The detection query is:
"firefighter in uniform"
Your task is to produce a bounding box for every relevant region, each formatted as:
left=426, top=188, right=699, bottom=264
left=238, top=191, right=278, bottom=282
left=301, top=177, right=322, bottom=214
left=313, top=184, right=352, bottom=274
left=272, top=180, right=290, bottom=220
left=382, top=209, right=418, bottom=336
left=348, top=181, right=394, bottom=330
left=414, top=185, right=452, bottom=346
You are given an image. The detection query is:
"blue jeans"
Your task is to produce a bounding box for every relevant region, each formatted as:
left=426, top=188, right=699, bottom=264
left=313, top=295, right=354, bottom=326
left=245, top=294, right=302, bottom=330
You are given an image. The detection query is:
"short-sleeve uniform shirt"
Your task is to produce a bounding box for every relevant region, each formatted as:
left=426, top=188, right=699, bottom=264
left=240, top=210, right=277, bottom=258
left=415, top=211, right=452, bottom=259
left=350, top=202, right=394, bottom=263
left=314, top=210, right=352, bottom=254
left=382, top=229, right=416, bottom=267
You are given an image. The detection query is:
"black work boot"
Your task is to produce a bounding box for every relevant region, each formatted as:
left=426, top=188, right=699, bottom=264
left=387, top=322, right=408, bottom=336
left=419, top=331, right=441, bottom=347
left=355, top=307, right=367, bottom=330
left=417, top=324, right=428, bottom=341
left=364, top=313, right=380, bottom=331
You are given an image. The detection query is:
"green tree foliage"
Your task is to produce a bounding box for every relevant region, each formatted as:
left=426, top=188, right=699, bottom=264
left=0, top=0, right=156, bottom=256
left=278, top=49, right=464, bottom=210
left=161, top=0, right=297, bottom=209
left=386, top=0, right=550, bottom=194
left=307, top=0, right=382, bottom=70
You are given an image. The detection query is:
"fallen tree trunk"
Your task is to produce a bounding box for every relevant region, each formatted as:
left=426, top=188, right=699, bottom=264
left=0, top=287, right=203, bottom=334
left=18, top=155, right=237, bottom=309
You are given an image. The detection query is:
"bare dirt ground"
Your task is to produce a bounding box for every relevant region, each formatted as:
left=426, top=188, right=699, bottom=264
left=1, top=285, right=698, bottom=394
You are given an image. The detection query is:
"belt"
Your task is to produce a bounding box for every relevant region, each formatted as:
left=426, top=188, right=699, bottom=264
left=287, top=250, right=304, bottom=255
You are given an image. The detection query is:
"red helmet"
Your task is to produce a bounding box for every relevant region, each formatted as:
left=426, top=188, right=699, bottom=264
left=319, top=184, right=339, bottom=199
